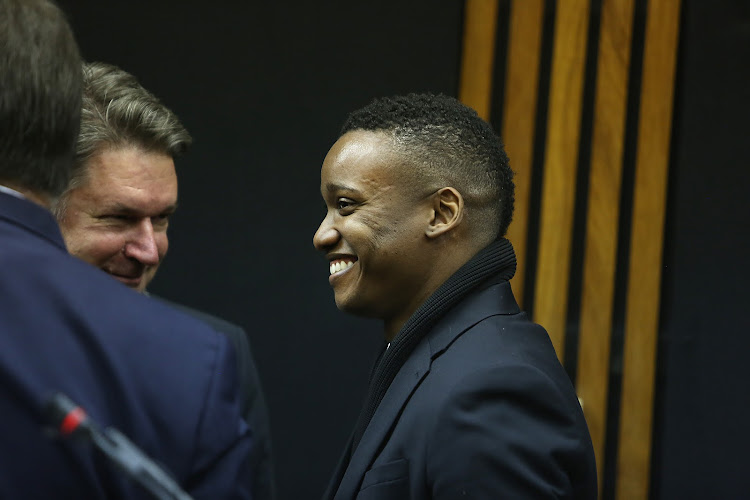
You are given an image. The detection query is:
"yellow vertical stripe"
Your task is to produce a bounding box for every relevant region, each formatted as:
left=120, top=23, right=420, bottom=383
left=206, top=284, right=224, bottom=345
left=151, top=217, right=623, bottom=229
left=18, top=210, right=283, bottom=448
left=533, top=0, right=592, bottom=360
left=502, top=0, right=545, bottom=306
left=616, top=0, right=681, bottom=498
left=458, top=0, right=500, bottom=121
left=576, top=0, right=635, bottom=495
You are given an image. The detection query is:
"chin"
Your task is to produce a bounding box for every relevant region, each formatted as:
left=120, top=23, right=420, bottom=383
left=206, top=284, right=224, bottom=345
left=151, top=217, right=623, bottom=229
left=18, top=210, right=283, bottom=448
left=335, top=296, right=378, bottom=319
left=334, top=295, right=357, bottom=313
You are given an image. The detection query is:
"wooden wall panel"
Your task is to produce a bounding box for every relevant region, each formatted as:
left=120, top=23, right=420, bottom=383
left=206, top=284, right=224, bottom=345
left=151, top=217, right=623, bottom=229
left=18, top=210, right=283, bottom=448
left=576, top=0, right=635, bottom=494
left=533, top=0, right=591, bottom=359
left=616, top=0, right=681, bottom=498
left=457, top=1, right=682, bottom=495
left=502, top=0, right=545, bottom=306
left=459, top=0, right=500, bottom=120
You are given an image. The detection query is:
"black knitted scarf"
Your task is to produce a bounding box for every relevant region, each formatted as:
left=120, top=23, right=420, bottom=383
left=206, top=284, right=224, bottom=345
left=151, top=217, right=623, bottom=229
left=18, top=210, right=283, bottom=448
left=349, top=237, right=517, bottom=454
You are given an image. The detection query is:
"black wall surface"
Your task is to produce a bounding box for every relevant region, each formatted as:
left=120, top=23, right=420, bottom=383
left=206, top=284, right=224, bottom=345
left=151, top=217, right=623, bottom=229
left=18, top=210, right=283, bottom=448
left=55, top=1, right=748, bottom=498
left=652, top=0, right=750, bottom=498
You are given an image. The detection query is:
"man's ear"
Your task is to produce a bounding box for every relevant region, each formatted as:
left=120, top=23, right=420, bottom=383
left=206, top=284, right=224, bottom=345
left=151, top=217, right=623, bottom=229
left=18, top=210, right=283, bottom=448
left=426, top=187, right=463, bottom=238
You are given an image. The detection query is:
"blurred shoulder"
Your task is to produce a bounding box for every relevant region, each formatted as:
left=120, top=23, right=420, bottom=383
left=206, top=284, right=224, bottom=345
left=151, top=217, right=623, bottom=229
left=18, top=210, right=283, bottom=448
left=151, top=296, right=245, bottom=337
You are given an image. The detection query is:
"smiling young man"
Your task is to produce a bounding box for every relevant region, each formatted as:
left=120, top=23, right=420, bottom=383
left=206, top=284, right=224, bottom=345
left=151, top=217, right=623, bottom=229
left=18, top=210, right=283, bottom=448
left=314, top=94, right=597, bottom=499
left=52, top=62, right=275, bottom=500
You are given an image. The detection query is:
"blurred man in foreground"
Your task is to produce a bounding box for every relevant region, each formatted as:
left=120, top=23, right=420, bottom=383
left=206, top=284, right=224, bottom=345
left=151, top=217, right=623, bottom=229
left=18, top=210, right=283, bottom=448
left=314, top=93, right=597, bottom=499
left=0, top=0, right=253, bottom=497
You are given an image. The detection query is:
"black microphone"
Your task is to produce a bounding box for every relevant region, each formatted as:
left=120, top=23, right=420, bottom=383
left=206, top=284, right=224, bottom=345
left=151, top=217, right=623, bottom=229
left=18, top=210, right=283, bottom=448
left=44, top=393, right=193, bottom=500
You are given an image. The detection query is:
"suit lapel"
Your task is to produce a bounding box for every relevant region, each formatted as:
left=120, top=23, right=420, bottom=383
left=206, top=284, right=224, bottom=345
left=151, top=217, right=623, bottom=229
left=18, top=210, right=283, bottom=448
left=322, top=345, right=389, bottom=500
left=332, top=339, right=431, bottom=499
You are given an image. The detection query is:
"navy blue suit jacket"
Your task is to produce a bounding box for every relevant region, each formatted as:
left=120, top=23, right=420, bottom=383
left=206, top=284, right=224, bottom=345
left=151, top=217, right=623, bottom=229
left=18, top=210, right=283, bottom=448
left=158, top=299, right=275, bottom=500
left=0, top=191, right=254, bottom=499
left=325, top=279, right=597, bottom=499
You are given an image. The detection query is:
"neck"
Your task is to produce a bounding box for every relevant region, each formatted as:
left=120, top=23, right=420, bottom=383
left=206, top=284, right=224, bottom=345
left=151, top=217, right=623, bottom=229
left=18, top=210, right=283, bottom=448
left=382, top=242, right=482, bottom=341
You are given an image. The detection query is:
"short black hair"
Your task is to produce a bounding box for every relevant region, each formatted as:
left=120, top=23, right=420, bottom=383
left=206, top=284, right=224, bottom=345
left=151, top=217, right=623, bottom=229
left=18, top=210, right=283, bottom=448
left=341, top=93, right=514, bottom=238
left=0, top=0, right=82, bottom=198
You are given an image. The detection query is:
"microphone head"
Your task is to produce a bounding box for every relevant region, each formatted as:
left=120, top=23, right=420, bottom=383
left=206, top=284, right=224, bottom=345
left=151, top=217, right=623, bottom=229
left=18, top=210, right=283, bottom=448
left=44, top=392, right=90, bottom=436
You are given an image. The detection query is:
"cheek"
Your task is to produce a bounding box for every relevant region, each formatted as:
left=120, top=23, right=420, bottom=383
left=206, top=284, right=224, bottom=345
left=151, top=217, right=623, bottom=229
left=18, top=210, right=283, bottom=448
left=358, top=212, right=398, bottom=251
left=72, top=231, right=126, bottom=265
left=370, top=220, right=419, bottom=255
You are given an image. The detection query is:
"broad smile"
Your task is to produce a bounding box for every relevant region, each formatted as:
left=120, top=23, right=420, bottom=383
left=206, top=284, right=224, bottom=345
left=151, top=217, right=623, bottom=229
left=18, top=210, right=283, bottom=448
left=106, top=269, right=144, bottom=288
left=329, top=257, right=357, bottom=277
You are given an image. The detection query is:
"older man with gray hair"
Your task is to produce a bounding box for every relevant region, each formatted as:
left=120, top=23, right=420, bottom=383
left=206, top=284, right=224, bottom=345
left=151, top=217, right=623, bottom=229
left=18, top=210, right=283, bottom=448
left=53, top=61, right=275, bottom=500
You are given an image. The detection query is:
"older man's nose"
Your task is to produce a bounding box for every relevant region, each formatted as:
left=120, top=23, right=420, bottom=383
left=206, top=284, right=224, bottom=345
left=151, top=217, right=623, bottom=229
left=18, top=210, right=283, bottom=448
left=123, top=219, right=160, bottom=266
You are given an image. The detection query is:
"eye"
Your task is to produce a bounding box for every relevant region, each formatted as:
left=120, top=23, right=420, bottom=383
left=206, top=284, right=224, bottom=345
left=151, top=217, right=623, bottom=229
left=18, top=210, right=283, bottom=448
left=151, top=214, right=171, bottom=229
left=336, top=197, right=356, bottom=214
left=101, top=214, right=133, bottom=223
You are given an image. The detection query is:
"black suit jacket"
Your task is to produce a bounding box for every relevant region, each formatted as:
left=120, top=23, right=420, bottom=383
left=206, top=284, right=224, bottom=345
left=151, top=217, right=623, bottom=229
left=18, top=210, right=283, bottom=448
left=0, top=191, right=253, bottom=498
left=324, top=281, right=597, bottom=499
left=158, top=299, right=276, bottom=500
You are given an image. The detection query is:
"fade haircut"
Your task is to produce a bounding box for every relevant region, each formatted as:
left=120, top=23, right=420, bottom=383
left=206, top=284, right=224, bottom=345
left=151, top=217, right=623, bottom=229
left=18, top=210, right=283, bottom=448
left=54, top=62, right=192, bottom=216
left=0, top=0, right=82, bottom=199
left=341, top=93, right=515, bottom=239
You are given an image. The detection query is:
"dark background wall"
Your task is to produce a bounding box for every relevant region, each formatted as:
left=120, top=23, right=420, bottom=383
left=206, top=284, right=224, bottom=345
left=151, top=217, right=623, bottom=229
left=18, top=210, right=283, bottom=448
left=652, top=0, right=750, bottom=497
left=57, top=2, right=463, bottom=498
left=56, top=1, right=748, bottom=498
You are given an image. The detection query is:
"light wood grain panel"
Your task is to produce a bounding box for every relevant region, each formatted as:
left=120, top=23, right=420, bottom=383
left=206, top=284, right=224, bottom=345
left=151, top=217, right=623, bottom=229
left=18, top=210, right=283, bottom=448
left=616, top=0, right=681, bottom=498
left=576, top=0, right=635, bottom=494
left=502, top=0, right=545, bottom=306
left=533, top=0, right=591, bottom=359
left=459, top=0, right=500, bottom=121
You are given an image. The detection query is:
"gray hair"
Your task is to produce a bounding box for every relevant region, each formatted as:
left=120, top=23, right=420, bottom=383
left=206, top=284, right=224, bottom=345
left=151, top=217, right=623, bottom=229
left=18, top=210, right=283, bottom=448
left=53, top=62, right=191, bottom=217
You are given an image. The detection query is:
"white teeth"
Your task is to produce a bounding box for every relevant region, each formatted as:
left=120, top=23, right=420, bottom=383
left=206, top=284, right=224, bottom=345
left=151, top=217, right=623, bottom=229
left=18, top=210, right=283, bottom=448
left=329, top=260, right=354, bottom=275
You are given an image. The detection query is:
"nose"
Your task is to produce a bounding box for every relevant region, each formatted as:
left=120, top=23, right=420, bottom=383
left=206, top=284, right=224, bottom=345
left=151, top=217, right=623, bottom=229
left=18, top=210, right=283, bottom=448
left=123, top=219, right=161, bottom=266
left=313, top=211, right=339, bottom=252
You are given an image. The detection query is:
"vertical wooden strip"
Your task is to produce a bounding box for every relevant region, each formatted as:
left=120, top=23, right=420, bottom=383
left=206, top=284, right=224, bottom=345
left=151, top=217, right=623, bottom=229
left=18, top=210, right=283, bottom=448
left=576, top=0, right=635, bottom=494
left=501, top=0, right=545, bottom=306
left=616, top=0, right=681, bottom=498
left=533, top=0, right=591, bottom=360
left=458, top=0, right=500, bottom=121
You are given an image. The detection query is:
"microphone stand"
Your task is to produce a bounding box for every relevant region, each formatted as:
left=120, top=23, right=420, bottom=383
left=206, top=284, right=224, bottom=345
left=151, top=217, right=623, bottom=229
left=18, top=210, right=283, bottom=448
left=44, top=392, right=193, bottom=500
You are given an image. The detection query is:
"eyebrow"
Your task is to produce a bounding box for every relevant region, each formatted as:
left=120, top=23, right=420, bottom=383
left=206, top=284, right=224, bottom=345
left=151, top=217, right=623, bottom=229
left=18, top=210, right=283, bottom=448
left=324, top=182, right=360, bottom=194
left=102, top=202, right=179, bottom=216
